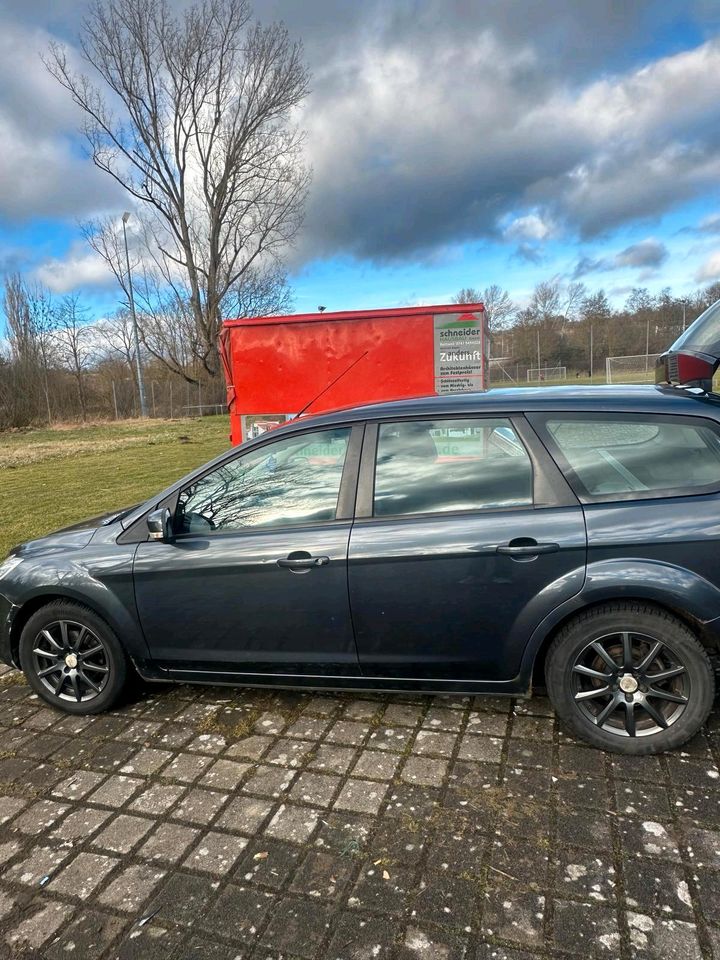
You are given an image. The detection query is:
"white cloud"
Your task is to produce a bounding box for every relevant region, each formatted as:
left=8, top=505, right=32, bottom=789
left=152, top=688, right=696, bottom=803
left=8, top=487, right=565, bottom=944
left=614, top=239, right=668, bottom=269
left=34, top=244, right=114, bottom=293
left=564, top=40, right=720, bottom=144
left=502, top=213, right=556, bottom=243
left=0, top=22, right=80, bottom=136
left=573, top=238, right=669, bottom=278
left=695, top=251, right=720, bottom=283
left=0, top=20, right=123, bottom=221
left=0, top=113, right=121, bottom=221
left=695, top=212, right=720, bottom=234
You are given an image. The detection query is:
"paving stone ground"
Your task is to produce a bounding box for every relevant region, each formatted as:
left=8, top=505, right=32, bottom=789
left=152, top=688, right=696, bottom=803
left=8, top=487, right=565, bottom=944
left=0, top=664, right=718, bottom=959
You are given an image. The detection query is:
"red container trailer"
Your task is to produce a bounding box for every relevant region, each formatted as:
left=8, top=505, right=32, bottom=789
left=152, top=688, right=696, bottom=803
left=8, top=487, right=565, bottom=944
left=220, top=302, right=489, bottom=445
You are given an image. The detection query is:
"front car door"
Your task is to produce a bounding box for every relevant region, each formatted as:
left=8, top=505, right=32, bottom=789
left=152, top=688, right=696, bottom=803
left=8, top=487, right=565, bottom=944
left=348, top=414, right=587, bottom=682
left=133, top=423, right=363, bottom=678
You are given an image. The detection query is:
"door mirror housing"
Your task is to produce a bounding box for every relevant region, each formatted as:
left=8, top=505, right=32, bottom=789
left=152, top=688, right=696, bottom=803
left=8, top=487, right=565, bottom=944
left=147, top=507, right=172, bottom=542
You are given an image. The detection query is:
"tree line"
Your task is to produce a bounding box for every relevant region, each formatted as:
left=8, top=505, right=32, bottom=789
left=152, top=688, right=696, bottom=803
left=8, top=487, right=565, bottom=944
left=0, top=273, right=245, bottom=429
left=4, top=271, right=720, bottom=429
left=454, top=281, right=720, bottom=379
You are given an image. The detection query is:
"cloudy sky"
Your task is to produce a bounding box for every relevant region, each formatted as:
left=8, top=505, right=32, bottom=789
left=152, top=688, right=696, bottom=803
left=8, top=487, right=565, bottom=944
left=2, top=0, right=720, bottom=320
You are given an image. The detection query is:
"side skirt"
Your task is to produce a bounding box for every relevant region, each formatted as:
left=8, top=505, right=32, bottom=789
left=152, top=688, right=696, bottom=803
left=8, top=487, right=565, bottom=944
left=138, top=666, right=531, bottom=698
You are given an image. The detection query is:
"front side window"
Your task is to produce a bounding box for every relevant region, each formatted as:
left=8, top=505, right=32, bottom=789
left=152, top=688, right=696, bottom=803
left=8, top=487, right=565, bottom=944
left=544, top=416, right=720, bottom=499
left=176, top=427, right=351, bottom=533
left=373, top=418, right=533, bottom=517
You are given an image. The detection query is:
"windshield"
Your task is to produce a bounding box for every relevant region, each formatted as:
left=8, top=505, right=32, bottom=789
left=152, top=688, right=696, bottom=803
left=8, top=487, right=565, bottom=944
left=670, top=300, right=720, bottom=356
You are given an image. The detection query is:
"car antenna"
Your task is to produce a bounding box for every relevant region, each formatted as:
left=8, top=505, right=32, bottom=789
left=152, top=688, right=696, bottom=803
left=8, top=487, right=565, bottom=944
left=291, top=351, right=369, bottom=421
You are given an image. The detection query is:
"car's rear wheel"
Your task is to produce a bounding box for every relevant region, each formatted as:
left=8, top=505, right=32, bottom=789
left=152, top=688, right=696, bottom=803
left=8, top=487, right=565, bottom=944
left=545, top=603, right=715, bottom=754
left=19, top=601, right=129, bottom=714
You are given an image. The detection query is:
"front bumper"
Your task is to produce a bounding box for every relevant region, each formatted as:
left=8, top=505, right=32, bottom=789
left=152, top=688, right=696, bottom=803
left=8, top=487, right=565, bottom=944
left=0, top=594, right=18, bottom=668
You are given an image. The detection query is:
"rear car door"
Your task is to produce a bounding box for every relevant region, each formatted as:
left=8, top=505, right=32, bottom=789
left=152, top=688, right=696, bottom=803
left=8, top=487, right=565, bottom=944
left=528, top=411, right=720, bottom=595
left=348, top=415, right=587, bottom=681
left=133, top=424, right=362, bottom=676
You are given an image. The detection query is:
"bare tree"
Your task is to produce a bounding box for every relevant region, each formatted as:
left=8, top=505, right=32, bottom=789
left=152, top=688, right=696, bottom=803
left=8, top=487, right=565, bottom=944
left=3, top=274, right=38, bottom=426
left=47, top=0, right=310, bottom=378
left=3, top=275, right=57, bottom=425
left=26, top=284, right=58, bottom=424
left=52, top=295, right=95, bottom=421
left=225, top=263, right=293, bottom=320
left=453, top=284, right=515, bottom=332
left=138, top=301, right=200, bottom=381
left=97, top=309, right=137, bottom=372
left=481, top=285, right=515, bottom=331
left=84, top=218, right=199, bottom=381
left=4, top=275, right=36, bottom=365
left=530, top=280, right=562, bottom=321
left=563, top=281, right=587, bottom=321
left=452, top=286, right=482, bottom=306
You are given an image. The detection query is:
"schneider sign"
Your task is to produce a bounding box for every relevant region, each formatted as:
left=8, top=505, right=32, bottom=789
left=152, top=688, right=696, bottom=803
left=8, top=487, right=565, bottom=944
left=433, top=311, right=489, bottom=394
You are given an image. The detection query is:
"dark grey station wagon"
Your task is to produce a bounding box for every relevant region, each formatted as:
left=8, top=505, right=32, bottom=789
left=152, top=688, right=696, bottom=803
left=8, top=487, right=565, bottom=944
left=3, top=310, right=720, bottom=754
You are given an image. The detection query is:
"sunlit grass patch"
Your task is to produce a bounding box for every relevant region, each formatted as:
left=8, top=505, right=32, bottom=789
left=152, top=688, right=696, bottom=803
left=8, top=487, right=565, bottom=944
left=0, top=416, right=231, bottom=557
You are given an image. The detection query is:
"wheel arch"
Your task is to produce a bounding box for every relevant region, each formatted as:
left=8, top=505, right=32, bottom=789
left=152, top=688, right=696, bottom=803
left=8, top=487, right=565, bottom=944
left=9, top=592, right=147, bottom=675
left=10, top=594, right=68, bottom=664
left=530, top=595, right=719, bottom=687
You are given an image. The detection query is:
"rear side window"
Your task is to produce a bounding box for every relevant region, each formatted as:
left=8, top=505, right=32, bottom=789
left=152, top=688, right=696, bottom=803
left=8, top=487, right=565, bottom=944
left=373, top=418, right=533, bottom=517
left=542, top=416, right=720, bottom=500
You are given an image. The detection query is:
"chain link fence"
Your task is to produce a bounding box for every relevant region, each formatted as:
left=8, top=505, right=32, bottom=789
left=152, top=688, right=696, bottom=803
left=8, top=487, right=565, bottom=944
left=107, top=377, right=227, bottom=420
left=489, top=359, right=618, bottom=385
left=0, top=366, right=228, bottom=428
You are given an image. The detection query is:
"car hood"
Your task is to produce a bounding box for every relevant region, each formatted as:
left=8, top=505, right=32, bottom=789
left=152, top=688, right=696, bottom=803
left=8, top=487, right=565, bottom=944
left=12, top=508, right=134, bottom=559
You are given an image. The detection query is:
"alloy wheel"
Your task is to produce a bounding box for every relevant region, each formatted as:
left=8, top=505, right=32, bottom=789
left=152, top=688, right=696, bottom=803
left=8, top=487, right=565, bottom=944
left=31, top=620, right=110, bottom=703
left=571, top=631, right=690, bottom=738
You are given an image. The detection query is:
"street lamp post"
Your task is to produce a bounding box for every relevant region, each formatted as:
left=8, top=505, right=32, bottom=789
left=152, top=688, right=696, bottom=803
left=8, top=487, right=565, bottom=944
left=121, top=212, right=148, bottom=418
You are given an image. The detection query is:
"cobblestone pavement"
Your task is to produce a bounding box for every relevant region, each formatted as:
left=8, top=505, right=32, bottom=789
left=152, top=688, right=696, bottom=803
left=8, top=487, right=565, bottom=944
left=0, top=667, right=719, bottom=960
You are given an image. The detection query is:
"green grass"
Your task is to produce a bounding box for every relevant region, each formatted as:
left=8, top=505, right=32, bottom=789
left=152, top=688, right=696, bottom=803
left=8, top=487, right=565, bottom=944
left=492, top=373, right=619, bottom=388
left=0, top=416, right=231, bottom=558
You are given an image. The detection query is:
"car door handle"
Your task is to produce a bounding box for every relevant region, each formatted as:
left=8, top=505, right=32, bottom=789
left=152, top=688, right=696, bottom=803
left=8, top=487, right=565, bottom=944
left=496, top=540, right=559, bottom=556
left=277, top=555, right=330, bottom=569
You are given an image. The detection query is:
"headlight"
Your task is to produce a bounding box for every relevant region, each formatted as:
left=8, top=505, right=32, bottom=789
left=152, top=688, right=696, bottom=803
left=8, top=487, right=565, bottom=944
left=0, top=555, right=23, bottom=579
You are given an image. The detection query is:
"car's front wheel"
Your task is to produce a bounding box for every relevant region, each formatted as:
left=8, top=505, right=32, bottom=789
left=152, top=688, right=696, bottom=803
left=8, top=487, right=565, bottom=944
left=19, top=601, right=129, bottom=714
left=545, top=603, right=715, bottom=754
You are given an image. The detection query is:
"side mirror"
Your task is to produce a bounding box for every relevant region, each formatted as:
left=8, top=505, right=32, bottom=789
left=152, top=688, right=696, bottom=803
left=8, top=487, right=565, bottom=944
left=147, top=507, right=172, bottom=542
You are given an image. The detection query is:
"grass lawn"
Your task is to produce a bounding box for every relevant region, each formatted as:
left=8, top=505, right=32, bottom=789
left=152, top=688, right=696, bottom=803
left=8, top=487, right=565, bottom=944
left=0, top=416, right=231, bottom=558
left=493, top=373, right=616, bottom=388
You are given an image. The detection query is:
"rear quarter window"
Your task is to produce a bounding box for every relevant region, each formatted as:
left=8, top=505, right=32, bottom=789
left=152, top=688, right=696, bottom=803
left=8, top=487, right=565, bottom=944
left=540, top=415, right=720, bottom=501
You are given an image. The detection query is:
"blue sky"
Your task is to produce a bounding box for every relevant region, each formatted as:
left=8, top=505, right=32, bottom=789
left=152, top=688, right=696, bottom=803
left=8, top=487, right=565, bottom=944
left=292, top=191, right=720, bottom=314
left=2, top=0, right=720, bottom=323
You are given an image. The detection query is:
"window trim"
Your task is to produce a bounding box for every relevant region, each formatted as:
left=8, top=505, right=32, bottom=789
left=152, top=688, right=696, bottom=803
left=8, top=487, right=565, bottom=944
left=526, top=411, right=720, bottom=504
left=354, top=413, right=577, bottom=522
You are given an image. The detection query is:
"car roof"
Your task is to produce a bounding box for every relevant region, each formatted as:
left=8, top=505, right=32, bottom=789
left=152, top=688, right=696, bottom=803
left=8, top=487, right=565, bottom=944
left=292, top=384, right=720, bottom=430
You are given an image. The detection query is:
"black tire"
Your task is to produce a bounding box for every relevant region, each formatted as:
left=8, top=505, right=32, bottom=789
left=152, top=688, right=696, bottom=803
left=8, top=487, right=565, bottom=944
left=19, top=601, right=130, bottom=715
left=545, top=602, right=715, bottom=755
